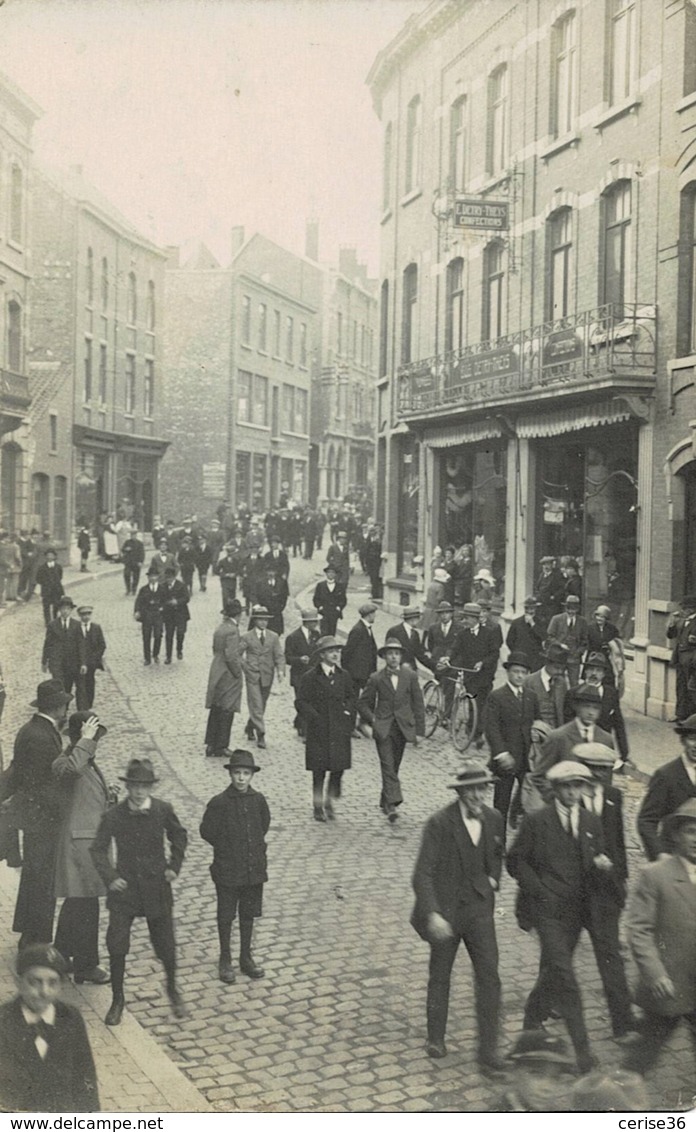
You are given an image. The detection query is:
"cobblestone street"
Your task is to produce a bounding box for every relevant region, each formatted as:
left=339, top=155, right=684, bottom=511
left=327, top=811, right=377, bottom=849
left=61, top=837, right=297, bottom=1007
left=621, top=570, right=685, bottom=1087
left=0, top=556, right=694, bottom=1113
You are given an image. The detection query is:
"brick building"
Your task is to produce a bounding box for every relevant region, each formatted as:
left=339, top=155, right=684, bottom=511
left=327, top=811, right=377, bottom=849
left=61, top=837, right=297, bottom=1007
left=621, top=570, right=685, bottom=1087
left=29, top=164, right=168, bottom=541
left=368, top=0, right=696, bottom=717
left=310, top=243, right=378, bottom=508
left=161, top=231, right=322, bottom=520
left=0, top=71, right=40, bottom=532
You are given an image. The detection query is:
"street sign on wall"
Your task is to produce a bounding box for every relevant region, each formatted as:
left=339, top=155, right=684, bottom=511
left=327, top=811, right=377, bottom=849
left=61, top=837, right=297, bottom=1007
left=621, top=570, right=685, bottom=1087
left=453, top=199, right=509, bottom=231
left=202, top=462, right=227, bottom=499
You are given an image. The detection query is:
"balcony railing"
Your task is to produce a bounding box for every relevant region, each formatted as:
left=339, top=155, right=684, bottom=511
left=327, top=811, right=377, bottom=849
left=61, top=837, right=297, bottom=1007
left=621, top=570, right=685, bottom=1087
left=397, top=303, right=656, bottom=418
left=0, top=368, right=30, bottom=412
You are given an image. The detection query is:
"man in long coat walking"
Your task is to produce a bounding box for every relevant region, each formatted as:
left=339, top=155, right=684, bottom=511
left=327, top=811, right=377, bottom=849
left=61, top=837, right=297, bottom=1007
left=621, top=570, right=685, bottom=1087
left=205, top=599, right=244, bottom=757
left=296, top=636, right=356, bottom=822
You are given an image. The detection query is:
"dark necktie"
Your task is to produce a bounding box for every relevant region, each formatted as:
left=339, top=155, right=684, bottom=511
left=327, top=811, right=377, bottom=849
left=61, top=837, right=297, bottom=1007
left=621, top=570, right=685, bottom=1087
left=260, top=631, right=265, bottom=645
left=29, top=1019, right=53, bottom=1044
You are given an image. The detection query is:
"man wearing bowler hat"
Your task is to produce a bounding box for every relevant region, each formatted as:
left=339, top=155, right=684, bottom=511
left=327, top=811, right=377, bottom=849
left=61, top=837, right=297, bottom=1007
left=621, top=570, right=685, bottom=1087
left=536, top=684, right=614, bottom=785
left=200, top=750, right=270, bottom=984
left=312, top=562, right=347, bottom=636
left=484, top=651, right=539, bottom=836
left=205, top=599, right=244, bottom=757
left=10, top=680, right=72, bottom=948
left=358, top=638, right=425, bottom=822
left=546, top=595, right=589, bottom=688
left=41, top=596, right=81, bottom=699
left=134, top=563, right=165, bottom=665
left=296, top=636, right=356, bottom=821
left=625, top=798, right=696, bottom=1078
left=637, top=713, right=696, bottom=860
left=90, top=758, right=188, bottom=1026
left=506, top=597, right=546, bottom=674
left=411, top=762, right=506, bottom=1076
left=507, top=760, right=613, bottom=1073
left=386, top=606, right=434, bottom=673
left=285, top=609, right=321, bottom=738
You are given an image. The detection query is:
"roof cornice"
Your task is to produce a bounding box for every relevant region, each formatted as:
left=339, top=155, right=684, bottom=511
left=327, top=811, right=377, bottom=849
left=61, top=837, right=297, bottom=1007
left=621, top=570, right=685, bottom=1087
left=366, top=0, right=466, bottom=114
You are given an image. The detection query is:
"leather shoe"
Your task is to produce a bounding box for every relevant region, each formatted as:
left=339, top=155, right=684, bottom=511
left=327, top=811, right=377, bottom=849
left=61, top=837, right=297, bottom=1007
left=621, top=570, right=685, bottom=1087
left=426, top=1039, right=447, bottom=1059
left=577, top=1052, right=599, bottom=1074
left=256, top=735, right=266, bottom=749
left=478, top=1054, right=508, bottom=1079
left=105, top=999, right=125, bottom=1026
left=240, top=957, right=265, bottom=979
left=324, top=799, right=335, bottom=820
left=144, top=660, right=151, bottom=666
left=168, top=990, right=188, bottom=1019
left=386, top=804, right=399, bottom=823
left=164, top=658, right=172, bottom=665
left=177, top=651, right=183, bottom=660
left=74, top=966, right=110, bottom=985
left=218, top=961, right=236, bottom=984
left=313, top=807, right=327, bottom=822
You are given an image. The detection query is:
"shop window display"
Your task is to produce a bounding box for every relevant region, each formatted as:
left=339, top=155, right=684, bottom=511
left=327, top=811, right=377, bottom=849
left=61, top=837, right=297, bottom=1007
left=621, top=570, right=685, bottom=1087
left=440, top=446, right=507, bottom=602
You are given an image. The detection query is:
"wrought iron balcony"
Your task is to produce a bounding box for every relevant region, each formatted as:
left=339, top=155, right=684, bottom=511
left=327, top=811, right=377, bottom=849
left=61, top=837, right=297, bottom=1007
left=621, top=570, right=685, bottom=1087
left=0, top=368, right=30, bottom=413
left=397, top=303, right=657, bottom=420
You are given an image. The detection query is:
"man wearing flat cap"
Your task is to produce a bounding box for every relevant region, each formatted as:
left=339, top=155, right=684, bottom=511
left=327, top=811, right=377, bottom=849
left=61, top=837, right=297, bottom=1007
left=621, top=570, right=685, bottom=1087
left=74, top=603, right=106, bottom=711
left=284, top=609, right=321, bottom=738
left=10, top=681, right=72, bottom=948
left=625, top=798, right=696, bottom=1077
left=411, top=762, right=506, bottom=1076
left=358, top=638, right=425, bottom=822
left=637, top=713, right=696, bottom=860
left=342, top=602, right=378, bottom=705
left=507, top=761, right=613, bottom=1073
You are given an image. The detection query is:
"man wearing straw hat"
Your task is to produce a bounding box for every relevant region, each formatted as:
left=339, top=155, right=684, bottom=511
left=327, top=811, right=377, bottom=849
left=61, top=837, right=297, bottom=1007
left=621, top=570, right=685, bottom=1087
left=410, top=762, right=506, bottom=1076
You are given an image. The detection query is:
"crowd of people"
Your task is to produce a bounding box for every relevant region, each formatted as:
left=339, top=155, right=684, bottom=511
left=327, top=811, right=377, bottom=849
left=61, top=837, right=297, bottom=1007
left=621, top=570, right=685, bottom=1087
left=0, top=513, right=694, bottom=1113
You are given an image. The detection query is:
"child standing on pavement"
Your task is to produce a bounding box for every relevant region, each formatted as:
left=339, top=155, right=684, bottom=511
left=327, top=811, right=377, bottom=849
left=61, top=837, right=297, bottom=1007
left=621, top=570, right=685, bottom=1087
left=200, top=749, right=270, bottom=985
left=90, top=758, right=188, bottom=1026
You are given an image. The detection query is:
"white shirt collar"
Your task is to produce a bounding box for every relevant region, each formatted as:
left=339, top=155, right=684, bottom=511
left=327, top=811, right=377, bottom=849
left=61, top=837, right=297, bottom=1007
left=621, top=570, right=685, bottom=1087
left=507, top=681, right=521, bottom=696
left=540, top=668, right=552, bottom=691
left=555, top=798, right=579, bottom=836
left=321, top=662, right=335, bottom=677
left=128, top=795, right=152, bottom=812
left=458, top=800, right=482, bottom=844
left=21, top=1003, right=56, bottom=1026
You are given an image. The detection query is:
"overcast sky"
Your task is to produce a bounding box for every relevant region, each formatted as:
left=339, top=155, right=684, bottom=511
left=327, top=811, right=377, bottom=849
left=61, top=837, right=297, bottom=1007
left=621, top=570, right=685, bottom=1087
left=1, top=0, right=425, bottom=274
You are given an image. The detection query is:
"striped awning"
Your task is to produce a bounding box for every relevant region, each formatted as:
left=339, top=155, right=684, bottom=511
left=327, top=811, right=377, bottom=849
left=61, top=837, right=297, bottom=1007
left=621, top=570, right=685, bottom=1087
left=516, top=401, right=632, bottom=439
left=426, top=420, right=503, bottom=448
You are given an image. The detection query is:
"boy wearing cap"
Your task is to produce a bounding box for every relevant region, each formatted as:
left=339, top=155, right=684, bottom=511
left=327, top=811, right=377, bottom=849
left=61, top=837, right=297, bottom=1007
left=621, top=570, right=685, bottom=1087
left=411, top=762, right=505, bottom=1076
left=312, top=564, right=347, bottom=637
left=90, top=759, right=188, bottom=1025
left=285, top=609, right=321, bottom=738
left=74, top=605, right=106, bottom=711
left=205, top=599, right=244, bottom=757
left=200, top=750, right=270, bottom=983
left=637, top=715, right=696, bottom=860
left=546, top=596, right=589, bottom=688
left=358, top=638, right=425, bottom=821
left=134, top=565, right=165, bottom=665
left=0, top=943, right=99, bottom=1112
left=507, top=760, right=613, bottom=1073
left=41, top=596, right=81, bottom=698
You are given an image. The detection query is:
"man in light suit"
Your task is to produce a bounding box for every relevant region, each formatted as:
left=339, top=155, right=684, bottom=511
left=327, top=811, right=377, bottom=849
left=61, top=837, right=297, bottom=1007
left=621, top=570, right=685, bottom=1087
left=74, top=604, right=107, bottom=711
left=523, top=643, right=569, bottom=730
left=546, top=595, right=589, bottom=687
left=386, top=606, right=434, bottom=673
left=637, top=714, right=696, bottom=860
left=240, top=606, right=285, bottom=749
left=625, top=799, right=696, bottom=1076
left=484, top=651, right=539, bottom=836
left=358, top=638, right=425, bottom=822
left=411, top=763, right=506, bottom=1077
left=535, top=684, right=614, bottom=787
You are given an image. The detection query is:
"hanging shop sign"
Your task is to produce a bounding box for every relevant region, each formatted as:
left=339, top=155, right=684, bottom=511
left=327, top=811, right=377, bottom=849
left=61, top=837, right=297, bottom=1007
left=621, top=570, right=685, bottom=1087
left=453, top=198, right=510, bottom=231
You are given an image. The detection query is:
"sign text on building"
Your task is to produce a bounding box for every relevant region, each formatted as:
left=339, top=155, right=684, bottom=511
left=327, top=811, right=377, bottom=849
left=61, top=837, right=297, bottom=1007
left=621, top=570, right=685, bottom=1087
left=453, top=199, right=510, bottom=231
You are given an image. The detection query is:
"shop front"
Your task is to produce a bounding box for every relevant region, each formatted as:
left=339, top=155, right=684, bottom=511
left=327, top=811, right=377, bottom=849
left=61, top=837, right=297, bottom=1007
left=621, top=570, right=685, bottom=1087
left=73, top=425, right=168, bottom=533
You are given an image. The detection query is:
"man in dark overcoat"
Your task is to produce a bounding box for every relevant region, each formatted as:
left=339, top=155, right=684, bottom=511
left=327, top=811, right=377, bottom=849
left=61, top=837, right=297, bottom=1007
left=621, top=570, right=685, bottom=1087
left=358, top=638, right=425, bottom=821
left=255, top=565, right=289, bottom=636
left=11, top=681, right=72, bottom=948
left=120, top=531, right=145, bottom=596
left=506, top=597, right=546, bottom=674
left=205, top=599, right=244, bottom=756
left=341, top=602, right=378, bottom=699
left=285, top=608, right=321, bottom=737
left=262, top=534, right=290, bottom=580
left=411, top=763, right=506, bottom=1076
left=41, top=596, right=81, bottom=699
left=36, top=549, right=64, bottom=625
left=160, top=563, right=190, bottom=662
left=484, top=651, right=539, bottom=836
left=134, top=564, right=165, bottom=665
left=637, top=713, right=696, bottom=860
left=296, top=636, right=356, bottom=822
left=312, top=564, right=346, bottom=636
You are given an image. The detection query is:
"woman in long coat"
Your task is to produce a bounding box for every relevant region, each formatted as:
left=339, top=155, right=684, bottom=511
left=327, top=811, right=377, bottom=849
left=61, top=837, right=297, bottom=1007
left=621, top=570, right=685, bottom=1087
left=205, top=599, right=244, bottom=756
left=296, top=636, right=357, bottom=822
left=53, top=711, right=111, bottom=983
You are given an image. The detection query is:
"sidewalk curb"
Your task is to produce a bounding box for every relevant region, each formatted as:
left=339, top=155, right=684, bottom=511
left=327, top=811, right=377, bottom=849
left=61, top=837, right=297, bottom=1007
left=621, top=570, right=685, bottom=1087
left=0, top=564, right=124, bottom=620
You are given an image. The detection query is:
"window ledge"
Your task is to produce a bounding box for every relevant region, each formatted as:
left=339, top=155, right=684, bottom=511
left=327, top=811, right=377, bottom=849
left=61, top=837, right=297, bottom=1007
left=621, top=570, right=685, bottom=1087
left=668, top=353, right=696, bottom=371
left=381, top=208, right=393, bottom=225
left=143, top=416, right=154, bottom=423
left=257, top=349, right=268, bottom=357
left=238, top=420, right=270, bottom=432
left=298, top=364, right=309, bottom=372
left=6, top=238, right=24, bottom=253
left=400, top=187, right=423, bottom=208
left=285, top=359, right=295, bottom=367
left=239, top=342, right=252, bottom=351
left=123, top=413, right=134, bottom=420
left=676, top=90, right=696, bottom=114
left=283, top=430, right=309, bottom=440
left=540, top=132, right=581, bottom=160
left=593, top=97, right=641, bottom=131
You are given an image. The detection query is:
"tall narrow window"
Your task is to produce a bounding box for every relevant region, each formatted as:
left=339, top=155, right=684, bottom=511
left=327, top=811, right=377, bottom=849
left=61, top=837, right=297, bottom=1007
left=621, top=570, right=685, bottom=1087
left=552, top=12, right=577, bottom=137
left=258, top=303, right=267, bottom=351
left=127, top=273, right=137, bottom=324
left=382, top=122, right=393, bottom=211
left=146, top=281, right=155, bottom=330
left=53, top=476, right=68, bottom=541
left=445, top=258, right=465, bottom=353
left=86, top=247, right=94, bottom=305
left=144, top=359, right=154, bottom=417
left=286, top=316, right=294, bottom=362
left=99, top=344, right=108, bottom=403
left=337, top=311, right=344, bottom=355
left=237, top=370, right=251, bottom=421
left=273, top=310, right=281, bottom=355
left=125, top=354, right=136, bottom=413
left=253, top=375, right=268, bottom=426
left=548, top=208, right=573, bottom=319
left=487, top=65, right=509, bottom=177
left=49, top=413, right=58, bottom=454
left=482, top=242, right=506, bottom=341
left=101, top=257, right=109, bottom=310
left=9, top=165, right=23, bottom=244
left=610, top=0, right=637, bottom=105
left=401, top=264, right=418, bottom=364
left=379, top=280, right=389, bottom=378
left=241, top=295, right=251, bottom=343
left=603, top=180, right=632, bottom=310
left=449, top=96, right=467, bottom=191
left=84, top=337, right=93, bottom=402
left=299, top=322, right=308, bottom=367
left=405, top=95, right=422, bottom=193
left=7, top=301, right=22, bottom=372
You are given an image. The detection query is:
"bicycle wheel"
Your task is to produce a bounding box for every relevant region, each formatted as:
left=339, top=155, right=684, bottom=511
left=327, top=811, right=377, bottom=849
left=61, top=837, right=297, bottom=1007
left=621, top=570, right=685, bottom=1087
left=451, top=694, right=478, bottom=752
left=422, top=681, right=443, bottom=738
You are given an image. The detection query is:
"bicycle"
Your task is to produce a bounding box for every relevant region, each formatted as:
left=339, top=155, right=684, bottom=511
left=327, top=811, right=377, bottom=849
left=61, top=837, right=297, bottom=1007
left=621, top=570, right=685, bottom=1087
left=422, top=666, right=479, bottom=752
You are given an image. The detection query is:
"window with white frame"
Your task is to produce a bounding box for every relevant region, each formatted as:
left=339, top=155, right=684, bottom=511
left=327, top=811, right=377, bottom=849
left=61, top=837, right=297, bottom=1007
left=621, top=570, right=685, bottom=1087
left=125, top=354, right=136, bottom=413
left=602, top=180, right=632, bottom=310
left=552, top=12, right=578, bottom=137
left=144, top=359, right=154, bottom=417
left=401, top=264, right=418, bottom=364
left=405, top=95, right=422, bottom=194
left=482, top=242, right=506, bottom=340
left=299, top=322, right=308, bottom=367
left=241, top=295, right=251, bottom=344
left=547, top=208, right=574, bottom=319
left=237, top=370, right=251, bottom=421
left=445, top=257, right=465, bottom=353
left=487, top=65, right=509, bottom=177
left=127, top=273, right=137, bottom=325
left=609, top=0, right=637, bottom=105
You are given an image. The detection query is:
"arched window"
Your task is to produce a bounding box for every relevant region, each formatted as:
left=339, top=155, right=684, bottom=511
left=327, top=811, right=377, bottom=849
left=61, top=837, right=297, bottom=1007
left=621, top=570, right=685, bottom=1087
left=449, top=96, right=467, bottom=191
left=86, top=247, right=94, bottom=305
left=146, top=280, right=155, bottom=330
left=551, top=11, right=577, bottom=138
left=445, top=257, right=465, bottom=353
left=401, top=264, right=418, bottom=364
left=405, top=95, right=422, bottom=193
left=9, top=165, right=23, bottom=244
left=127, top=272, right=137, bottom=325
left=602, top=180, right=632, bottom=310
left=7, top=301, right=22, bottom=373
left=487, top=65, right=508, bottom=177
left=547, top=208, right=573, bottom=319
left=101, top=257, right=109, bottom=309
left=482, top=242, right=506, bottom=341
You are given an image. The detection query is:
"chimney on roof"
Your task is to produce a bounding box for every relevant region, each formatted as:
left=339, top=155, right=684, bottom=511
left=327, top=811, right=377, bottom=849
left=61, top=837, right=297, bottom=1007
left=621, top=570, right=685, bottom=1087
left=305, top=218, right=319, bottom=261
left=230, top=226, right=245, bottom=261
